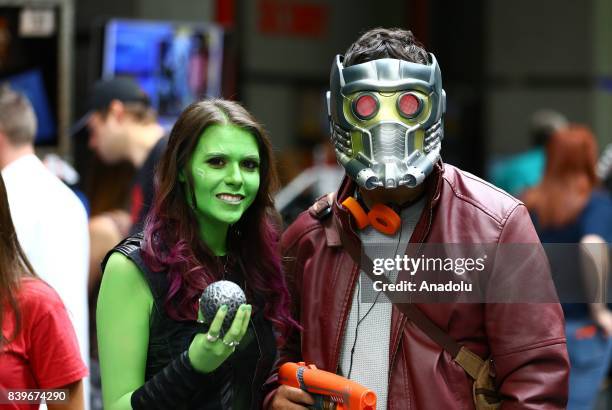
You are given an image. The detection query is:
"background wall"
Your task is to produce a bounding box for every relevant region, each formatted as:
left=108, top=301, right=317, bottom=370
left=238, top=0, right=408, bottom=178
left=485, top=0, right=610, bottom=157
left=70, top=0, right=611, bottom=183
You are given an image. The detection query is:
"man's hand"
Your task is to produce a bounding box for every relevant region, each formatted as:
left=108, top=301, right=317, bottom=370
left=270, top=385, right=315, bottom=410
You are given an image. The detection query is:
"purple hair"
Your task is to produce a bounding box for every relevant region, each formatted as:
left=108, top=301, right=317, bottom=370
left=141, top=99, right=299, bottom=342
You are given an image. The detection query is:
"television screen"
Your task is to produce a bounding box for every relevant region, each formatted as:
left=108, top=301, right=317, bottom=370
left=0, top=68, right=56, bottom=144
left=102, top=19, right=224, bottom=119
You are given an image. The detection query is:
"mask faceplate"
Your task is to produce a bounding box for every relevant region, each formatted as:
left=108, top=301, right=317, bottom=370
left=327, top=55, right=446, bottom=189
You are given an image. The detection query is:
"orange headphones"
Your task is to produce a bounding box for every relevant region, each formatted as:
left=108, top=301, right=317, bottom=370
left=341, top=196, right=401, bottom=235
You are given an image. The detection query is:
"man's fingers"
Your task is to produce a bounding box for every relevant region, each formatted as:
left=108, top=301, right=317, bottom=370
left=278, top=385, right=315, bottom=406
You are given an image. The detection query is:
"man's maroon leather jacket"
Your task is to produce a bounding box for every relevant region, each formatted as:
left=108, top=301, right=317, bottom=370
left=265, top=163, right=569, bottom=409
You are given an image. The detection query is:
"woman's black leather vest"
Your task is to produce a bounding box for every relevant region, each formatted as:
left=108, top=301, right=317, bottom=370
left=102, top=234, right=277, bottom=409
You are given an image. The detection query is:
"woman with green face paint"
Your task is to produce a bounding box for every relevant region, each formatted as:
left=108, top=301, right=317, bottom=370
left=96, top=99, right=298, bottom=410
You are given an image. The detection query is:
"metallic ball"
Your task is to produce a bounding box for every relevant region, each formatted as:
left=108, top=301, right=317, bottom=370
left=199, top=280, right=246, bottom=334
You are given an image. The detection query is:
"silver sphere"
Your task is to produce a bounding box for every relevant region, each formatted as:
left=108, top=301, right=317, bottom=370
left=199, top=280, right=246, bottom=334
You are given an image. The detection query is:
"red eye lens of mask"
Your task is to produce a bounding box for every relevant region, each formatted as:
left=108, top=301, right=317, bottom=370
left=353, top=94, right=378, bottom=119
left=398, top=93, right=420, bottom=117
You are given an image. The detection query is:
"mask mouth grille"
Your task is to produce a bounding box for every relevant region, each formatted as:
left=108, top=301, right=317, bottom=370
left=371, top=123, right=407, bottom=161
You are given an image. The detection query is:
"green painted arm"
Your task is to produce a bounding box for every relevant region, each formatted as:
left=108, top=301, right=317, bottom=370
left=96, top=252, right=153, bottom=410
left=96, top=252, right=253, bottom=409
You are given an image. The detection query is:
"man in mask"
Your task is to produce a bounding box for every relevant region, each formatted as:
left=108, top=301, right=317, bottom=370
left=266, top=28, right=569, bottom=409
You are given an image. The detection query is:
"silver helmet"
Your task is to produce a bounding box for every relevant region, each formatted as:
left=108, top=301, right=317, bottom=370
left=326, top=54, right=446, bottom=189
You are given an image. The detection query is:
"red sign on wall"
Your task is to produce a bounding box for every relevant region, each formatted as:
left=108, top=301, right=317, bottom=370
left=258, top=0, right=329, bottom=38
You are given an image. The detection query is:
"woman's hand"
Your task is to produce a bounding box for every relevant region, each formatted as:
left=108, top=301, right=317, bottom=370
left=188, top=304, right=252, bottom=373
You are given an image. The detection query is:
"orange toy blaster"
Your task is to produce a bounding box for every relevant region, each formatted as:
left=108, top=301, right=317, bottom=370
left=279, top=362, right=377, bottom=410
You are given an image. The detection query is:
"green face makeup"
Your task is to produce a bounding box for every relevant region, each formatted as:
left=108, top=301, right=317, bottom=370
left=185, top=124, right=261, bottom=229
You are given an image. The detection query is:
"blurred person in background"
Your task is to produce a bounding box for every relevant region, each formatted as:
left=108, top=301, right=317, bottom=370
left=489, top=109, right=568, bottom=197
left=83, top=78, right=167, bottom=408
left=0, top=172, right=87, bottom=409
left=85, top=77, right=167, bottom=293
left=523, top=125, right=612, bottom=410
left=0, top=85, right=90, bottom=409
left=85, top=77, right=167, bottom=237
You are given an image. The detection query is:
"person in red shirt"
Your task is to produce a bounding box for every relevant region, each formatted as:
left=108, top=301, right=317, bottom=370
left=0, top=172, right=88, bottom=410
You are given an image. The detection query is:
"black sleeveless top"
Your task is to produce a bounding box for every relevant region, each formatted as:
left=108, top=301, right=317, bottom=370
left=102, top=234, right=277, bottom=410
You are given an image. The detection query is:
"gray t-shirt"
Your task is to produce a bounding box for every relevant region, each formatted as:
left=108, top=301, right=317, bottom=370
left=338, top=197, right=425, bottom=409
